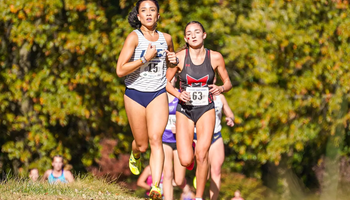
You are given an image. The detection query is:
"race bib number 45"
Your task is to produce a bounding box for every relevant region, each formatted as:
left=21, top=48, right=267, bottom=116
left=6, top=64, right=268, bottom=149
left=140, top=59, right=163, bottom=78
left=186, top=87, right=209, bottom=106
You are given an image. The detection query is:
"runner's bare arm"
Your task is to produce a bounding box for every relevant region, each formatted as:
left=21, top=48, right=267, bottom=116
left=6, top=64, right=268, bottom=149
left=210, top=51, right=232, bottom=94
left=137, top=166, right=152, bottom=190
left=163, top=33, right=177, bottom=66
left=41, top=170, right=51, bottom=181
left=116, top=32, right=157, bottom=77
left=64, top=171, right=75, bottom=183
left=166, top=65, right=180, bottom=98
left=220, top=94, right=235, bottom=127
left=166, top=50, right=190, bottom=102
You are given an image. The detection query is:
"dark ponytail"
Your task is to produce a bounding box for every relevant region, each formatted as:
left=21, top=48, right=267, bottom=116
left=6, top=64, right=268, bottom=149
left=128, top=7, right=141, bottom=29
left=128, top=0, right=160, bottom=29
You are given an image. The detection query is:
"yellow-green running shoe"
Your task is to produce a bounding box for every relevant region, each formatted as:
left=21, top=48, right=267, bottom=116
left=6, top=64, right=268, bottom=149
left=129, top=151, right=141, bottom=175
left=193, top=176, right=197, bottom=189
left=149, top=185, right=162, bottom=200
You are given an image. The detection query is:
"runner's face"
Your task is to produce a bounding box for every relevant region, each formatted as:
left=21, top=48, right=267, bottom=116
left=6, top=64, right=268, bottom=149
left=234, top=191, right=241, bottom=197
left=137, top=1, right=159, bottom=27
left=184, top=23, right=206, bottom=47
left=29, top=169, right=39, bottom=181
left=52, top=157, right=64, bottom=171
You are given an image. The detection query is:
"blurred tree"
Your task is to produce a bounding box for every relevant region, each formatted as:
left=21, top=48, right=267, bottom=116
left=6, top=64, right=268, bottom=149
left=217, top=0, right=350, bottom=198
left=0, top=0, right=131, bottom=174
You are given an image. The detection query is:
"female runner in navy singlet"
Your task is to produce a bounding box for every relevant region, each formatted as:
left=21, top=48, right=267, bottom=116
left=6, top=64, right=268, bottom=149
left=165, top=21, right=232, bottom=199
left=116, top=1, right=177, bottom=199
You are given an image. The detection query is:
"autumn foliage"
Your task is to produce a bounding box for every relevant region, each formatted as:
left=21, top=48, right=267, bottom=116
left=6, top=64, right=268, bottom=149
left=1, top=0, right=350, bottom=199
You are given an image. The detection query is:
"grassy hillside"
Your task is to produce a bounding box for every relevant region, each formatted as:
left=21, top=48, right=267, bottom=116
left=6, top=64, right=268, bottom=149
left=0, top=175, right=142, bottom=200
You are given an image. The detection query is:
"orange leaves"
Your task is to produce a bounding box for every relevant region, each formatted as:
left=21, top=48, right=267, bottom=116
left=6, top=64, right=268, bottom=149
left=9, top=5, right=18, bottom=13
left=76, top=4, right=87, bottom=11
left=289, top=111, right=296, bottom=120
left=268, top=54, right=275, bottom=61
left=337, top=19, right=350, bottom=38
left=17, top=11, right=26, bottom=20
left=65, top=0, right=86, bottom=11
left=85, top=2, right=107, bottom=23
left=266, top=34, right=273, bottom=42
left=84, top=109, right=90, bottom=119
left=68, top=83, right=77, bottom=91
left=34, top=134, right=40, bottom=145
left=39, top=97, right=44, bottom=105
left=87, top=12, right=96, bottom=20
left=295, top=62, right=302, bottom=69
left=239, top=146, right=246, bottom=155
left=335, top=0, right=349, bottom=9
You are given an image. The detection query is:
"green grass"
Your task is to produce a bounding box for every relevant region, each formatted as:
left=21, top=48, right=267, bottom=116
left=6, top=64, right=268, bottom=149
left=0, top=175, right=143, bottom=200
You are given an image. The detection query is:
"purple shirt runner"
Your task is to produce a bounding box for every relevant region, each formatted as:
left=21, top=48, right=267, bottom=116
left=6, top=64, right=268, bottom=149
left=162, top=96, right=178, bottom=143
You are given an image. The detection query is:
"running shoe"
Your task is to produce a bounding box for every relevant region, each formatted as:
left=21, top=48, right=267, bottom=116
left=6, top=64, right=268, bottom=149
left=129, top=151, right=141, bottom=175
left=186, top=159, right=195, bottom=170
left=149, top=185, right=162, bottom=200
left=193, top=176, right=197, bottom=189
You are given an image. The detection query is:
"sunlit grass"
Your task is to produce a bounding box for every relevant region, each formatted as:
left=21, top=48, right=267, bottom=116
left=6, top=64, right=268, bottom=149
left=0, top=174, right=142, bottom=200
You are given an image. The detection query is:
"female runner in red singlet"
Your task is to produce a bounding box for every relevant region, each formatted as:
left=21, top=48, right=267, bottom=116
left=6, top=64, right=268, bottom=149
left=165, top=21, right=232, bottom=199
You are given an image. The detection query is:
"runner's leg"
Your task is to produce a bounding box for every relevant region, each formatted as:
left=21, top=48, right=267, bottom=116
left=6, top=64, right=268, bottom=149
left=195, top=109, right=215, bottom=198
left=209, top=138, right=224, bottom=200
left=146, top=93, right=168, bottom=186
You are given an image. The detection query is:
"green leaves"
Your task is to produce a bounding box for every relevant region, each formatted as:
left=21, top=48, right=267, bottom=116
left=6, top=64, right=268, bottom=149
left=1, top=1, right=350, bottom=197
left=0, top=0, right=129, bottom=174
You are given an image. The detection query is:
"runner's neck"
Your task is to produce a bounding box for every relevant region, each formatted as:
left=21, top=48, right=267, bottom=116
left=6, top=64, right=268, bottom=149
left=140, top=26, right=158, bottom=36
left=189, top=47, right=206, bottom=59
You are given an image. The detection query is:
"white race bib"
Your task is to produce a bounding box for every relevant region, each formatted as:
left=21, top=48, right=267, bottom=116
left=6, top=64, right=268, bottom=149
left=140, top=59, right=163, bottom=78
left=186, top=87, right=209, bottom=106
left=166, top=115, right=176, bottom=130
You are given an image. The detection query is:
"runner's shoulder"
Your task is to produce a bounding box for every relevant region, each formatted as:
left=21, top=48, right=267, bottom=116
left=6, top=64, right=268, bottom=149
left=124, top=31, right=139, bottom=46
left=209, top=50, right=224, bottom=61
left=176, top=49, right=186, bottom=58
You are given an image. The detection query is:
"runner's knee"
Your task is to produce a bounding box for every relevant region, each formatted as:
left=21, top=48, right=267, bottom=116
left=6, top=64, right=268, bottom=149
left=210, top=165, right=222, bottom=178
left=163, top=168, right=173, bottom=181
left=174, top=176, right=185, bottom=187
left=149, top=134, right=163, bottom=148
left=179, top=155, right=193, bottom=167
left=137, top=144, right=148, bottom=153
left=196, top=150, right=209, bottom=165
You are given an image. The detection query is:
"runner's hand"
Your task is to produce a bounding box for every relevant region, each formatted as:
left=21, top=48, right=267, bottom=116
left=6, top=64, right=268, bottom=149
left=165, top=50, right=178, bottom=65
left=226, top=117, right=234, bottom=127
left=171, top=126, right=176, bottom=134
left=178, top=91, right=190, bottom=102
left=209, top=84, right=223, bottom=95
left=145, top=43, right=157, bottom=61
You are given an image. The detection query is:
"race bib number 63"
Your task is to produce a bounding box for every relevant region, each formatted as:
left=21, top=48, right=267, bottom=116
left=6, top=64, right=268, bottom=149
left=186, top=87, right=209, bottom=106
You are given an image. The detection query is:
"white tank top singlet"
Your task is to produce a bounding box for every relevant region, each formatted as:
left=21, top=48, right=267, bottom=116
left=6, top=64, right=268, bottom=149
left=214, top=95, right=223, bottom=133
left=124, top=30, right=168, bottom=92
left=194, top=95, right=223, bottom=134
